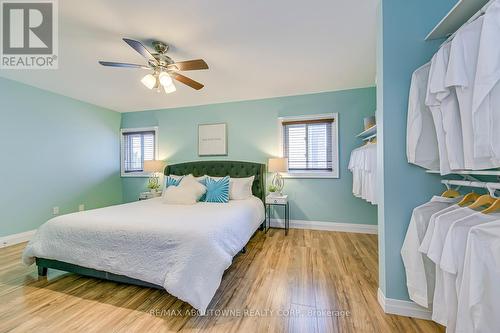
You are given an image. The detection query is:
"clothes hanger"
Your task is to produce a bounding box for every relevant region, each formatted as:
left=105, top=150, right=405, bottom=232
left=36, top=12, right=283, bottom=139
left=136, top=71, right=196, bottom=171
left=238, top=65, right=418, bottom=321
left=481, top=184, right=500, bottom=214
left=458, top=192, right=481, bottom=207
left=441, top=183, right=461, bottom=198
left=442, top=189, right=461, bottom=198
left=468, top=194, right=496, bottom=210
left=481, top=199, right=500, bottom=214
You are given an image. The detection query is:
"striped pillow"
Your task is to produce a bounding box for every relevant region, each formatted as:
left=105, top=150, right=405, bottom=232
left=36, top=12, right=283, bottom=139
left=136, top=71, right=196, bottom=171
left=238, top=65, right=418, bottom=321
left=165, top=175, right=183, bottom=188
left=204, top=176, right=230, bottom=203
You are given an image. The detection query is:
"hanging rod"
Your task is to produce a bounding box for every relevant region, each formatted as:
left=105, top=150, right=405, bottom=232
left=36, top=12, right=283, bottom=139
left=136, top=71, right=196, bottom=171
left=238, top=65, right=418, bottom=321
left=356, top=125, right=376, bottom=139
left=426, top=0, right=491, bottom=41
left=442, top=179, right=488, bottom=189
left=443, top=0, right=494, bottom=44
left=442, top=179, right=500, bottom=198
left=362, top=133, right=377, bottom=141
left=427, top=170, right=500, bottom=176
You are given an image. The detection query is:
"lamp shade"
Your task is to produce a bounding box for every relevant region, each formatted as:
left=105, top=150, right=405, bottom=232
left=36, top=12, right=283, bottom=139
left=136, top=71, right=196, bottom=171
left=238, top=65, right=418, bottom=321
left=163, top=82, right=176, bottom=94
left=143, top=160, right=166, bottom=173
left=141, top=74, right=157, bottom=89
left=159, top=72, right=173, bottom=87
left=268, top=158, right=288, bottom=173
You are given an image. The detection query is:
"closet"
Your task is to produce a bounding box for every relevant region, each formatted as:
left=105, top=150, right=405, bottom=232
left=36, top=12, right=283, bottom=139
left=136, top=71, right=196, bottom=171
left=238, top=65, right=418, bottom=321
left=408, top=0, right=500, bottom=175
left=402, top=1, right=500, bottom=332
left=349, top=118, right=377, bottom=205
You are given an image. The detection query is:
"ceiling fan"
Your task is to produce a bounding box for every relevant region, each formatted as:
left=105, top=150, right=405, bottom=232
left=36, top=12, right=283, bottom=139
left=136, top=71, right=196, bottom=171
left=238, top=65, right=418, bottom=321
left=98, top=38, right=208, bottom=94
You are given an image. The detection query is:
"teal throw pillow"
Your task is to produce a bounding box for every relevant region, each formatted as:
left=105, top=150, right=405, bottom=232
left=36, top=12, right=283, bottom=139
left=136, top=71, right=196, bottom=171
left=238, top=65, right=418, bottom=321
left=204, top=176, right=230, bottom=203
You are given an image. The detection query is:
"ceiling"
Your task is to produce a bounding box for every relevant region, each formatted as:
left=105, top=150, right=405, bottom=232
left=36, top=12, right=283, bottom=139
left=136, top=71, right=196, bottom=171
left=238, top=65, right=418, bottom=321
left=0, top=0, right=378, bottom=112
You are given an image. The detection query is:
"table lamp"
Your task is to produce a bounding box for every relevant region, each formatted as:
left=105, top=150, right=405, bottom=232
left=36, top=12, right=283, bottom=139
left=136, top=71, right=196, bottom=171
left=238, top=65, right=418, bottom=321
left=144, top=160, right=166, bottom=192
left=268, top=157, right=288, bottom=196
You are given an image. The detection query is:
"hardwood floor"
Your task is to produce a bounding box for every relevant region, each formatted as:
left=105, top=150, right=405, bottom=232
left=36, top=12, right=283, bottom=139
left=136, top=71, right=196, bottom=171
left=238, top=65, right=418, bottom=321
left=0, top=229, right=444, bottom=333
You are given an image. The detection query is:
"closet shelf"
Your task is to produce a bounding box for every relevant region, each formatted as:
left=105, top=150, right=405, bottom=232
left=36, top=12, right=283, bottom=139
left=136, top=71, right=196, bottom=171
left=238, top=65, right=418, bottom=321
left=425, top=0, right=490, bottom=40
left=426, top=170, right=500, bottom=176
left=356, top=125, right=376, bottom=140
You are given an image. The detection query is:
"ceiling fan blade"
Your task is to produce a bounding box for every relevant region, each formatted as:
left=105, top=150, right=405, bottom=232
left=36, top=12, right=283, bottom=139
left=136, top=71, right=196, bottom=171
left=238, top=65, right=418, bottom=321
left=172, top=73, right=204, bottom=90
left=167, top=59, right=209, bottom=71
left=122, top=38, right=158, bottom=64
left=98, top=61, right=149, bottom=69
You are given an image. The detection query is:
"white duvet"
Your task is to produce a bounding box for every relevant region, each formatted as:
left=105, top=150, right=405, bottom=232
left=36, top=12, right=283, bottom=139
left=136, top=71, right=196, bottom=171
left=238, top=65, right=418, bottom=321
left=23, top=196, right=264, bottom=314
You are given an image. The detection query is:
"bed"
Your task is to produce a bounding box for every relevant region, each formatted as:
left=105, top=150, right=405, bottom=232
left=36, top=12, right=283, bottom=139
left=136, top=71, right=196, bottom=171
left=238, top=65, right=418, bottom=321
left=23, top=160, right=266, bottom=315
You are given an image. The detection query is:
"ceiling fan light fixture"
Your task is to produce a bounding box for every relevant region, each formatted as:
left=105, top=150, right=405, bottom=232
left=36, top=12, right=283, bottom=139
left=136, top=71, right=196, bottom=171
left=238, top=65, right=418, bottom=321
left=141, top=74, right=157, bottom=89
left=159, top=72, right=173, bottom=87
left=99, top=39, right=208, bottom=93
left=163, top=82, right=176, bottom=94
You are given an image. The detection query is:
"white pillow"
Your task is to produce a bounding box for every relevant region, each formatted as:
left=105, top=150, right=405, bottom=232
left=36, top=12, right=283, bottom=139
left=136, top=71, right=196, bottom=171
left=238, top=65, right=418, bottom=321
left=179, top=174, right=207, bottom=201
left=230, top=176, right=255, bottom=200
left=161, top=174, right=184, bottom=198
left=210, top=175, right=254, bottom=200
left=163, top=186, right=197, bottom=205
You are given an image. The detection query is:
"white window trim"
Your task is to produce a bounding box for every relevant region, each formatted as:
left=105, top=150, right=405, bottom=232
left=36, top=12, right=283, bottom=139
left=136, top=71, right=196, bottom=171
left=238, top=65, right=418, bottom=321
left=120, top=126, right=159, bottom=178
left=278, top=113, right=339, bottom=179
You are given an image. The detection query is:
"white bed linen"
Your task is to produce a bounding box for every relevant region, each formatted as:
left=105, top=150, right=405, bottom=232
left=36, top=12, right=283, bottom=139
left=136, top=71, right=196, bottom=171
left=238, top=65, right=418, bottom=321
left=23, top=196, right=265, bottom=315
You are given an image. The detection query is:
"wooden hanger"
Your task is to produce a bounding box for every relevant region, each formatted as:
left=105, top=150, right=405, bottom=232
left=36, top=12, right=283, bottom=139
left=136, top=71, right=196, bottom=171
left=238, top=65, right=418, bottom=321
left=482, top=199, right=500, bottom=214
left=457, top=192, right=481, bottom=207
left=468, top=194, right=496, bottom=210
left=441, top=189, right=461, bottom=198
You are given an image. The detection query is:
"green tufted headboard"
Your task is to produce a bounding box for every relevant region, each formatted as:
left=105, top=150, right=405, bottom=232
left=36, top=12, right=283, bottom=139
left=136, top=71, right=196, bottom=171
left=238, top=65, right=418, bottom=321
left=164, top=161, right=266, bottom=203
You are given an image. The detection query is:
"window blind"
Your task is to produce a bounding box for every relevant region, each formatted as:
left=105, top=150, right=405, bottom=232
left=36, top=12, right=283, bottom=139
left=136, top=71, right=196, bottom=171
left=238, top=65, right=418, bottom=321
left=283, top=119, right=334, bottom=171
left=122, top=130, right=155, bottom=173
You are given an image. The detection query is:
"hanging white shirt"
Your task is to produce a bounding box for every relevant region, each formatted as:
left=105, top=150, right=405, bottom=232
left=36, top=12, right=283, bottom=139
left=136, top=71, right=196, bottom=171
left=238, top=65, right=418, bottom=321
left=419, top=204, right=462, bottom=255
left=445, top=16, right=495, bottom=170
left=441, top=211, right=500, bottom=293
left=417, top=204, right=465, bottom=319
left=407, top=62, right=440, bottom=170
left=348, top=144, right=377, bottom=204
left=426, top=207, right=476, bottom=326
left=426, top=43, right=462, bottom=174
left=472, top=0, right=500, bottom=165
left=362, top=144, right=377, bottom=204
left=349, top=148, right=363, bottom=197
left=401, top=196, right=461, bottom=308
left=439, top=212, right=500, bottom=333
left=455, top=221, right=500, bottom=333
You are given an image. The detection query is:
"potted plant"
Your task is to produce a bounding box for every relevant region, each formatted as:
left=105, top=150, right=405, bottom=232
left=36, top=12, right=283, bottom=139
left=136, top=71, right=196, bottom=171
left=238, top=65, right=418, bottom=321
left=268, top=184, right=279, bottom=197
left=147, top=177, right=161, bottom=193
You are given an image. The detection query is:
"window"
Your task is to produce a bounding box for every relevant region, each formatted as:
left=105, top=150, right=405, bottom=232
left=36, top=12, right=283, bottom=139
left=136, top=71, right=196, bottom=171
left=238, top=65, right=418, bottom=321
left=280, top=114, right=339, bottom=178
left=120, top=127, right=158, bottom=177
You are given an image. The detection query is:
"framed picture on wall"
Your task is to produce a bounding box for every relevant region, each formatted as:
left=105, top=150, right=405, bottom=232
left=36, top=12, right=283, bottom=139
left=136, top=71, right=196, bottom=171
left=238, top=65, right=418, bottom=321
left=198, top=123, right=228, bottom=156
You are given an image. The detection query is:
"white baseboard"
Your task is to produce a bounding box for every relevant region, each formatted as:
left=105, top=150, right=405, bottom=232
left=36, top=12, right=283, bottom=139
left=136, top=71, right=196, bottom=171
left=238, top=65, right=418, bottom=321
left=0, top=230, right=36, bottom=248
left=270, top=218, right=378, bottom=234
left=377, top=288, right=432, bottom=320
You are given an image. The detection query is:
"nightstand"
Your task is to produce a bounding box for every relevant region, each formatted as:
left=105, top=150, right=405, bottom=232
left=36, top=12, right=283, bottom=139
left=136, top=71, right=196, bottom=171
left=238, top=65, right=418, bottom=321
left=265, top=194, right=289, bottom=235
left=139, top=191, right=162, bottom=200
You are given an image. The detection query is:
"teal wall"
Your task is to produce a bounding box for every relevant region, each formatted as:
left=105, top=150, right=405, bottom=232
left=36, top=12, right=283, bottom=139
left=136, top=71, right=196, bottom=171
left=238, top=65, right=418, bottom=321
left=377, top=0, right=456, bottom=300
left=121, top=88, right=378, bottom=225
left=0, top=77, right=123, bottom=237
